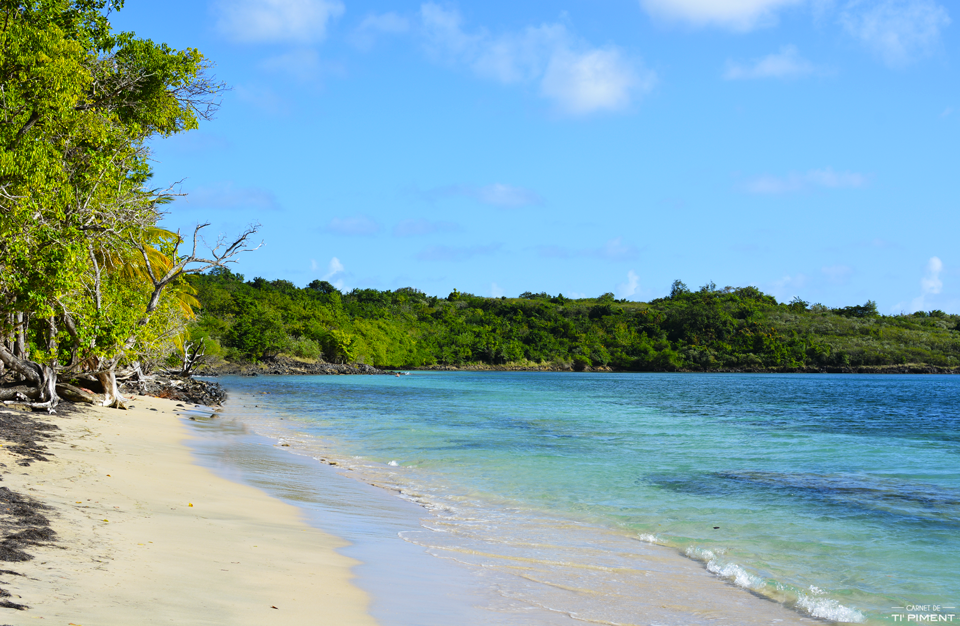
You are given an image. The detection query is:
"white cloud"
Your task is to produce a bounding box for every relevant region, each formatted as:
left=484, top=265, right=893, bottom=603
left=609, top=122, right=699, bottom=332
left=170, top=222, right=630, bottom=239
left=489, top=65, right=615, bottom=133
left=393, top=219, right=459, bottom=237
left=325, top=215, right=381, bottom=236
left=639, top=0, right=806, bottom=30
left=906, top=256, right=944, bottom=311
left=215, top=0, right=345, bottom=44
left=472, top=24, right=566, bottom=83
left=321, top=256, right=346, bottom=290
left=822, top=264, right=854, bottom=283
left=535, top=238, right=640, bottom=261
left=491, top=282, right=505, bottom=298
left=418, top=4, right=655, bottom=115
left=259, top=49, right=327, bottom=81
left=840, top=0, right=950, bottom=67
left=184, top=182, right=280, bottom=211
left=744, top=168, right=868, bottom=193
left=416, top=243, right=501, bottom=262
left=942, top=107, right=953, bottom=118
left=806, top=169, right=868, bottom=187
left=475, top=183, right=543, bottom=207
left=359, top=12, right=410, bottom=34
left=598, top=238, right=640, bottom=261
left=420, top=3, right=480, bottom=55
left=234, top=84, right=290, bottom=115
left=324, top=257, right=345, bottom=278
left=920, top=256, right=943, bottom=294
left=617, top=270, right=641, bottom=299
left=541, top=47, right=649, bottom=115
left=811, top=0, right=836, bottom=22
left=724, top=45, right=821, bottom=79
left=769, top=273, right=809, bottom=302
left=352, top=12, right=411, bottom=49
left=422, top=183, right=543, bottom=208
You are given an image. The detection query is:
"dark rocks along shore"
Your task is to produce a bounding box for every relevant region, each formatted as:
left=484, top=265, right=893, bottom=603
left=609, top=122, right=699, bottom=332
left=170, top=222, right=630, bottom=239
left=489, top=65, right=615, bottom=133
left=199, top=355, right=393, bottom=378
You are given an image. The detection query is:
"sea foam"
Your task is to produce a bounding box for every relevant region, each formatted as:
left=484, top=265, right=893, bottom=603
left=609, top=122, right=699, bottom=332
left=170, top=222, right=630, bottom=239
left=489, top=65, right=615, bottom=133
left=796, top=588, right=865, bottom=622
left=684, top=546, right=865, bottom=623
left=684, top=545, right=764, bottom=591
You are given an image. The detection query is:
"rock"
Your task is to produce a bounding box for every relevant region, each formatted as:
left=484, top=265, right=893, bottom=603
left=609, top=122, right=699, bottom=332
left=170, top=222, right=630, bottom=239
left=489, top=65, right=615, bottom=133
left=119, top=376, right=227, bottom=407
left=200, top=356, right=396, bottom=378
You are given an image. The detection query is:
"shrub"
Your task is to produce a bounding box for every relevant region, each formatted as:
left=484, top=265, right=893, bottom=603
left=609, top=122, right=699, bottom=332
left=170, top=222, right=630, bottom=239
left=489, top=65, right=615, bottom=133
left=572, top=354, right=592, bottom=371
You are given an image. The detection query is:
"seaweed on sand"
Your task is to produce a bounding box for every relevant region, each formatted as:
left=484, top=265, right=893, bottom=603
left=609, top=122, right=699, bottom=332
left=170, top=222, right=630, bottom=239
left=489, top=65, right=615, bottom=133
left=0, top=405, right=65, bottom=611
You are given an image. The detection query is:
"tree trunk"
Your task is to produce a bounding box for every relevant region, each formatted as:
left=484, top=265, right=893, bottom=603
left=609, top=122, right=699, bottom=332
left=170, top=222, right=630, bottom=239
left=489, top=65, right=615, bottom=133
left=47, top=317, right=58, bottom=368
left=0, top=345, right=59, bottom=411
left=13, top=312, right=26, bottom=359
left=176, top=340, right=205, bottom=376
left=97, top=368, right=128, bottom=409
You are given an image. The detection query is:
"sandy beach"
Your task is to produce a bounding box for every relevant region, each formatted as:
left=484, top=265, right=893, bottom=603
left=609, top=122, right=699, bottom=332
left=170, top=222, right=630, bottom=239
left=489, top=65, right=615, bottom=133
left=0, top=396, right=376, bottom=626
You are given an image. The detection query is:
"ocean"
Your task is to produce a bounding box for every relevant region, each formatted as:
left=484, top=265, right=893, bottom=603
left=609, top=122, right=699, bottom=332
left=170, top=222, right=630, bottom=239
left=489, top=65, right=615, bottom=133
left=191, top=372, right=959, bottom=625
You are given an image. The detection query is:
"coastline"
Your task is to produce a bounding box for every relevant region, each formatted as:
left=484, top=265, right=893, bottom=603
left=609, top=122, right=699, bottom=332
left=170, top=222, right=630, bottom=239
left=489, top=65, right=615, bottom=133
left=212, top=381, right=831, bottom=626
left=198, top=355, right=960, bottom=377
left=0, top=396, right=376, bottom=625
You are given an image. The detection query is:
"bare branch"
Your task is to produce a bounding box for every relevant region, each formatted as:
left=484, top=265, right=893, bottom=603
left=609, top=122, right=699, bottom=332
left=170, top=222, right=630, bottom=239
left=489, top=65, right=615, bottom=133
left=105, top=223, right=261, bottom=371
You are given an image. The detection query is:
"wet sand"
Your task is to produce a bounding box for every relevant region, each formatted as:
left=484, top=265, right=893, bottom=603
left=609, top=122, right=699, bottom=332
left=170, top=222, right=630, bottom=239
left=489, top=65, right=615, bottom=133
left=0, top=396, right=375, bottom=625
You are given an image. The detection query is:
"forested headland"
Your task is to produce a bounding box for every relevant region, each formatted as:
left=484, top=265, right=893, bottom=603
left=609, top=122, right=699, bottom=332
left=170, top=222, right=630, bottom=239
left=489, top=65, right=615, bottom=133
left=187, top=272, right=960, bottom=373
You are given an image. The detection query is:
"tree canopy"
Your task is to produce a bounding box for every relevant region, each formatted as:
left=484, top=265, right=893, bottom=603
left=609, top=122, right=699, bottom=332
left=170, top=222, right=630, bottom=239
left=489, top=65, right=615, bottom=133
left=186, top=273, right=960, bottom=371
left=0, top=0, right=256, bottom=409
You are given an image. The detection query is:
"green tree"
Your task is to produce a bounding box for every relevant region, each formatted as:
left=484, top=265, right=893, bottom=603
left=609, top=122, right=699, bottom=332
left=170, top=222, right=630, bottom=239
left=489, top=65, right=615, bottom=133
left=0, top=0, right=257, bottom=408
left=226, top=299, right=286, bottom=362
left=670, top=280, right=690, bottom=298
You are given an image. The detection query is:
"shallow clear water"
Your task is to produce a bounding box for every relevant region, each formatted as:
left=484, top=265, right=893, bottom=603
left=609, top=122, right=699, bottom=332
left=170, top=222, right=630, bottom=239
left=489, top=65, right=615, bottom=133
left=214, top=372, right=960, bottom=624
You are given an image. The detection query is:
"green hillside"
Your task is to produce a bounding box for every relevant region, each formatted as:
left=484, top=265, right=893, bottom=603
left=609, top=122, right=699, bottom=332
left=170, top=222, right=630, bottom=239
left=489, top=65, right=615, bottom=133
left=187, top=270, right=960, bottom=372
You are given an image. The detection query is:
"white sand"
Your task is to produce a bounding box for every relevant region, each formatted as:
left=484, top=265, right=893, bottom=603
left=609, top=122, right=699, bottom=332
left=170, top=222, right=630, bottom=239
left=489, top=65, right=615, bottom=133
left=0, top=396, right=377, bottom=626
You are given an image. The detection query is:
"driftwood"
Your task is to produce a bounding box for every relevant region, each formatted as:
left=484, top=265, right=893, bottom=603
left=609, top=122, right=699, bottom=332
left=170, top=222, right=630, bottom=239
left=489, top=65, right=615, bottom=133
left=54, top=383, right=101, bottom=405
left=116, top=362, right=146, bottom=383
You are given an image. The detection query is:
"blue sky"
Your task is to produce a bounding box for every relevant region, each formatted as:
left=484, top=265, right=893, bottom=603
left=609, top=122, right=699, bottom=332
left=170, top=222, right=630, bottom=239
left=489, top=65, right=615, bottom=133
left=112, top=0, right=958, bottom=312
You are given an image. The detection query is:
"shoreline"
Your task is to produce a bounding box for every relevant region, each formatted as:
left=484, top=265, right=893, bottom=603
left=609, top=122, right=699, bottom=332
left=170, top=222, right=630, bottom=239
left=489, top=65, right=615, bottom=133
left=213, top=382, right=831, bottom=626
left=0, top=397, right=376, bottom=625
left=181, top=408, right=527, bottom=626
left=403, top=363, right=960, bottom=374
left=198, top=355, right=960, bottom=377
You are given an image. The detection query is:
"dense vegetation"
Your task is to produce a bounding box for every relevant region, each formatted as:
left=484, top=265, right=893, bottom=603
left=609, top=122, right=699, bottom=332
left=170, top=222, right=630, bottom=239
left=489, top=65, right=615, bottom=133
left=0, top=0, right=253, bottom=408
left=188, top=272, right=960, bottom=371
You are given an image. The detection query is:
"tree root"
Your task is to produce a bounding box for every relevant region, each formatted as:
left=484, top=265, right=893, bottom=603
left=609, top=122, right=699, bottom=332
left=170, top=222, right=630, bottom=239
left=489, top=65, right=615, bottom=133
left=0, top=348, right=59, bottom=412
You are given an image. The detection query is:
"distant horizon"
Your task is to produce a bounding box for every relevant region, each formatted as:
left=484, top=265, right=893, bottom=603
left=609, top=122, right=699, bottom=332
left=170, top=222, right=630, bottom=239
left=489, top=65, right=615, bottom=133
left=113, top=0, right=958, bottom=314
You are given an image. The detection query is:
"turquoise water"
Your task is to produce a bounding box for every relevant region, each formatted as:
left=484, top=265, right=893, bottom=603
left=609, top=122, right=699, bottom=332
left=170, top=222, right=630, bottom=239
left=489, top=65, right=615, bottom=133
left=216, top=372, right=960, bottom=624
